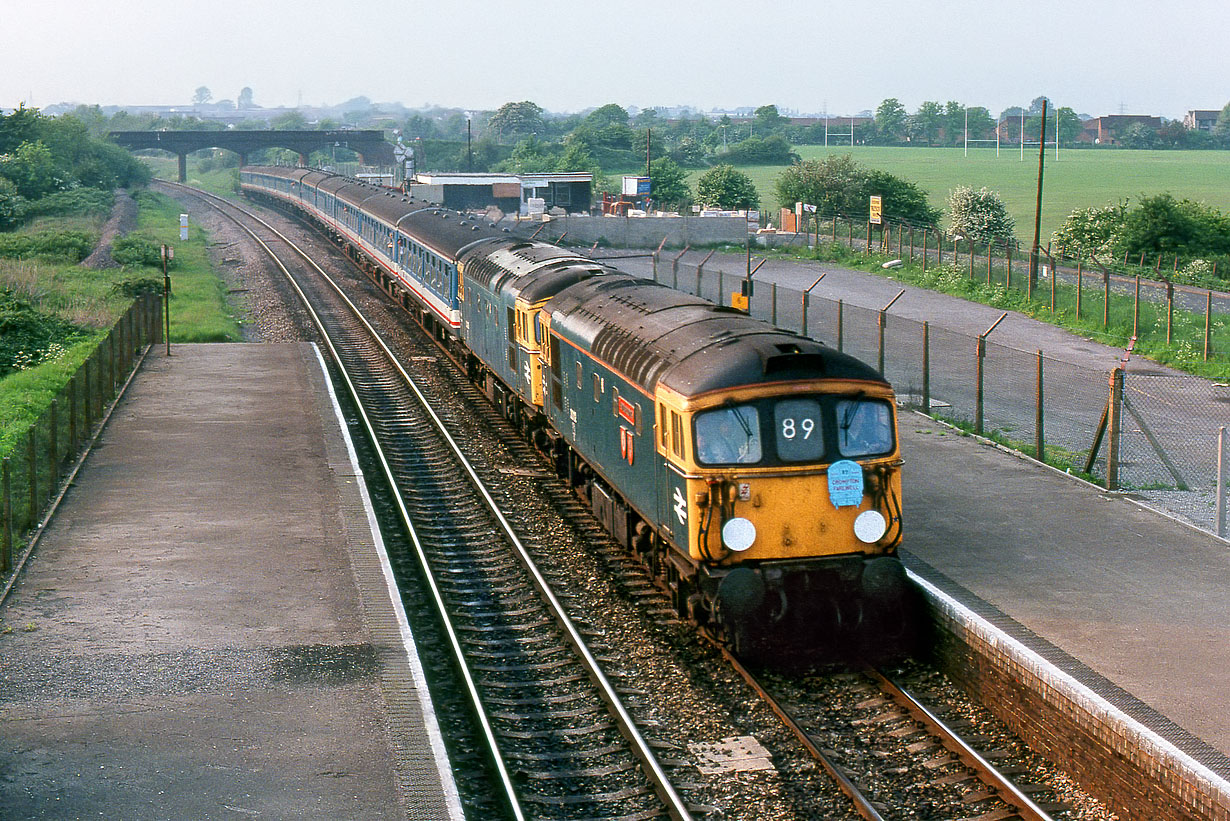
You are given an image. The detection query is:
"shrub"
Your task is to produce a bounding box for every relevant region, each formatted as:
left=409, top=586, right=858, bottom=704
left=1051, top=204, right=1126, bottom=258
left=0, top=288, right=85, bottom=377
left=0, top=230, right=95, bottom=262
left=24, top=188, right=113, bottom=218
left=696, top=164, right=760, bottom=210
left=112, top=233, right=170, bottom=268
left=111, top=276, right=163, bottom=298
left=947, top=186, right=1015, bottom=244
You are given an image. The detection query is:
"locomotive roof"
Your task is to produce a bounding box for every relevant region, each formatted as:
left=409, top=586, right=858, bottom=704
left=460, top=239, right=609, bottom=302
left=547, top=275, right=887, bottom=397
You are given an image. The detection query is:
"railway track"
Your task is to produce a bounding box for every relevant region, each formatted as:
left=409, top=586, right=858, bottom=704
left=163, top=182, right=693, bottom=821
left=163, top=181, right=1102, bottom=821
left=725, top=651, right=1068, bottom=821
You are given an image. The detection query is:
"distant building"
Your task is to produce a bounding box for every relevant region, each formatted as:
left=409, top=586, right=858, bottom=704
left=1183, top=109, right=1221, bottom=131
left=409, top=172, right=592, bottom=215
left=1078, top=115, right=1163, bottom=144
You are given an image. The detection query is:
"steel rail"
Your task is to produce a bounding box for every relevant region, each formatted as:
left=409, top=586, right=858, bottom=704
left=713, top=643, right=888, bottom=821
left=169, top=182, right=693, bottom=820
left=868, top=669, right=1056, bottom=821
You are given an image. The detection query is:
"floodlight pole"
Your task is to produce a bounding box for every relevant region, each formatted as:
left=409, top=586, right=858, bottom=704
left=1028, top=99, right=1047, bottom=298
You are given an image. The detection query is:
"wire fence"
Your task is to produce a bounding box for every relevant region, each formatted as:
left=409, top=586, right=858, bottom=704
left=1, top=294, right=161, bottom=581
left=647, top=252, right=1227, bottom=495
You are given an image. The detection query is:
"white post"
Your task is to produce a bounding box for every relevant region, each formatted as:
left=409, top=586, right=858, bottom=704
left=1218, top=427, right=1228, bottom=538
left=964, top=107, right=968, bottom=157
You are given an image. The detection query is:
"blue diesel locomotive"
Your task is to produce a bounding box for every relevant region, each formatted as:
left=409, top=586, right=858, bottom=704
left=240, top=166, right=911, bottom=655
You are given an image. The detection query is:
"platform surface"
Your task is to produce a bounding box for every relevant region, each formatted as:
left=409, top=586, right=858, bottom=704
left=0, top=343, right=461, bottom=820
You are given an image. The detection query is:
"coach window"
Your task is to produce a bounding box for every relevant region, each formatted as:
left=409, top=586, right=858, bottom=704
left=659, top=404, right=668, bottom=448
left=611, top=387, right=620, bottom=416
left=592, top=373, right=601, bottom=403
left=576, top=361, right=583, bottom=390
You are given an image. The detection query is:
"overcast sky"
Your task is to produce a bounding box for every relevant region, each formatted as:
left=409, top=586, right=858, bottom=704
left=4, top=0, right=1226, bottom=120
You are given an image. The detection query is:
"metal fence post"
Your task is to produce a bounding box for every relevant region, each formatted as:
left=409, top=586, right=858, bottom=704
left=1035, top=350, right=1045, bottom=463
left=836, top=299, right=844, bottom=352
left=921, top=229, right=928, bottom=271
left=1206, top=291, right=1214, bottom=361
left=1166, top=281, right=1174, bottom=345
left=1076, top=259, right=1083, bottom=319
left=878, top=309, right=886, bottom=374
left=771, top=282, right=778, bottom=326
left=1215, top=430, right=1225, bottom=539
left=975, top=335, right=986, bottom=435
left=922, top=322, right=930, bottom=413
left=1107, top=368, right=1124, bottom=491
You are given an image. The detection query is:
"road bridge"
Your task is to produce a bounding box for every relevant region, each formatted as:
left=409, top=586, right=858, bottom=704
left=108, top=129, right=394, bottom=181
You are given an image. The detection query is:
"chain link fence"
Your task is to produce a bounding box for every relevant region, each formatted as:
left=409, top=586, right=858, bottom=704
left=646, top=253, right=1227, bottom=497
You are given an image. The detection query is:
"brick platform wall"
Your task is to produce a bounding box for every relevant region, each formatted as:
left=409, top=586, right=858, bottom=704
left=915, top=574, right=1230, bottom=821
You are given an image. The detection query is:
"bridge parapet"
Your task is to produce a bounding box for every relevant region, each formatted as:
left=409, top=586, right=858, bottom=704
left=108, top=129, right=394, bottom=180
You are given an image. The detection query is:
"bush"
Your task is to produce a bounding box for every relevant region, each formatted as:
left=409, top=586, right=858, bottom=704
left=947, top=186, right=1015, bottom=244
left=696, top=164, right=760, bottom=210
left=24, top=188, right=113, bottom=218
left=0, top=230, right=95, bottom=262
left=111, top=276, right=164, bottom=298
left=775, top=155, right=940, bottom=226
left=0, top=289, right=85, bottom=377
left=1051, top=204, right=1126, bottom=258
left=112, top=233, right=170, bottom=268
left=712, top=135, right=799, bottom=166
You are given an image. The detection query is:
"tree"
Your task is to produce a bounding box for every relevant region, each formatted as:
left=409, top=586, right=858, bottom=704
left=488, top=101, right=544, bottom=141
left=1051, top=204, right=1127, bottom=257
left=696, top=164, right=759, bottom=210
left=911, top=101, right=944, bottom=145
left=1213, top=101, right=1230, bottom=138
left=238, top=87, right=254, bottom=109
left=947, top=186, right=1016, bottom=244
left=585, top=103, right=629, bottom=128
left=874, top=98, right=908, bottom=143
left=862, top=170, right=940, bottom=226
left=964, top=107, right=996, bottom=140
left=668, top=136, right=708, bottom=168
left=1120, top=123, right=1159, bottom=149
left=1055, top=107, right=1083, bottom=143
left=0, top=141, right=63, bottom=200
left=1115, top=193, right=1230, bottom=258
left=0, top=176, right=24, bottom=229
left=192, top=86, right=212, bottom=106
left=270, top=110, right=307, bottom=130
left=774, top=154, right=864, bottom=216
left=752, top=104, right=789, bottom=136
left=713, top=135, right=798, bottom=165
left=648, top=157, right=691, bottom=208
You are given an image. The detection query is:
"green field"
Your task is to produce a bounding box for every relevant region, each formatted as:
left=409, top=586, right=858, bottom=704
left=694, top=146, right=1230, bottom=245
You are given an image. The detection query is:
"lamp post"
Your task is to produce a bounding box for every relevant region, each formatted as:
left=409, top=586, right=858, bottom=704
left=160, top=244, right=173, bottom=356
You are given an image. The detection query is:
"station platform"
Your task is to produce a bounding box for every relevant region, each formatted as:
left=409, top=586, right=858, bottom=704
left=900, top=411, right=1230, bottom=770
left=0, top=344, right=463, bottom=821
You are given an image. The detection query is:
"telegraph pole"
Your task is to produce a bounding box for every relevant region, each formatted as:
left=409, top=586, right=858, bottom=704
left=1028, top=99, right=1047, bottom=297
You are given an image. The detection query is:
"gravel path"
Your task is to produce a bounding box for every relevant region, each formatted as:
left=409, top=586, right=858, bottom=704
left=80, top=188, right=137, bottom=269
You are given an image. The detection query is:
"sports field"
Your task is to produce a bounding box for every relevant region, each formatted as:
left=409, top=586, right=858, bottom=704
left=700, top=146, right=1230, bottom=244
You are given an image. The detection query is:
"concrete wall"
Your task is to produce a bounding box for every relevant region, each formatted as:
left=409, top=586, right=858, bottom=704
left=504, top=214, right=752, bottom=249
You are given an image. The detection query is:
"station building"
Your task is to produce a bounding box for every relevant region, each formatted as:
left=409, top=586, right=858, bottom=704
left=409, top=172, right=592, bottom=216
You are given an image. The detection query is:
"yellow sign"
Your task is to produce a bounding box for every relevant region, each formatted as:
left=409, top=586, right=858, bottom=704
left=869, top=195, right=882, bottom=225
left=731, top=292, right=748, bottom=311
